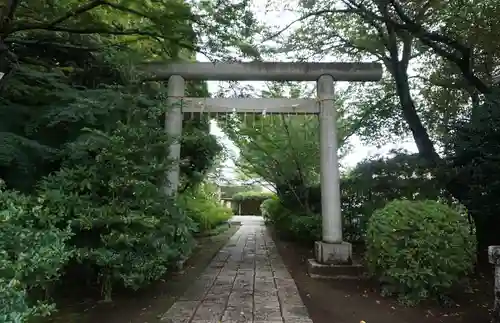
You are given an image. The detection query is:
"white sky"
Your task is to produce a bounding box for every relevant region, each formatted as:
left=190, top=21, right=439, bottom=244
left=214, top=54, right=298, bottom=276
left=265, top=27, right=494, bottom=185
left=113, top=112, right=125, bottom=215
left=197, top=0, right=417, bottom=182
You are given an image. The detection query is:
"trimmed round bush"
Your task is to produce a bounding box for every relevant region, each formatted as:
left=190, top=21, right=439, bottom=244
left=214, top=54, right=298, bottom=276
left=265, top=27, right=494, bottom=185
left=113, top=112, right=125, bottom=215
left=260, top=197, right=280, bottom=221
left=260, top=198, right=291, bottom=234
left=365, top=199, right=476, bottom=305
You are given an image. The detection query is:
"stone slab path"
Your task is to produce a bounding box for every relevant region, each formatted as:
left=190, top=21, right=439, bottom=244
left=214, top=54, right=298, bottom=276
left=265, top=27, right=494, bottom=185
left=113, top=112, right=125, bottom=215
left=160, top=216, right=313, bottom=323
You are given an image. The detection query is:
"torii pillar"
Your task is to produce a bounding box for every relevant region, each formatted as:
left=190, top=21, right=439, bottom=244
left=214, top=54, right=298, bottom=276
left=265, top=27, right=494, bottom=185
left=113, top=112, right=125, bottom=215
left=141, top=62, right=382, bottom=272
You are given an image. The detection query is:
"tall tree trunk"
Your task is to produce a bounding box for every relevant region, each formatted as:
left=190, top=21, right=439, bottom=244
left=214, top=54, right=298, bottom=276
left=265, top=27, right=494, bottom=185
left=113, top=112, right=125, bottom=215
left=388, top=59, right=496, bottom=266
left=391, top=64, right=441, bottom=165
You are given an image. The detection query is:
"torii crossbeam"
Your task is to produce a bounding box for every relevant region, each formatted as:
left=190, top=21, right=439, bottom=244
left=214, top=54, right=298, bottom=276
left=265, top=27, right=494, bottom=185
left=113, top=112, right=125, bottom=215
left=140, top=61, right=383, bottom=276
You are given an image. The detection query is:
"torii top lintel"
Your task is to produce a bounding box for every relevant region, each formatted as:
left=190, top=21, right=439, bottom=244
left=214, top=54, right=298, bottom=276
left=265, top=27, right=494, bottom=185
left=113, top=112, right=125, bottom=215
left=140, top=61, right=383, bottom=82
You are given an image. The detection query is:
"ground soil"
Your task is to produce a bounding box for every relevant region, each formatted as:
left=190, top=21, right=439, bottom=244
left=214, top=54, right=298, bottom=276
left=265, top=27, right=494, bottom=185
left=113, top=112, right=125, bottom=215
left=47, top=224, right=240, bottom=323
left=272, top=230, right=494, bottom=323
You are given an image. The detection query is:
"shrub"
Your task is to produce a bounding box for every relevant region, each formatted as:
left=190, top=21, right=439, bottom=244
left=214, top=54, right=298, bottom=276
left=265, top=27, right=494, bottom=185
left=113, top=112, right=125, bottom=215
left=36, top=104, right=196, bottom=301
left=0, top=184, right=73, bottom=322
left=260, top=198, right=287, bottom=227
left=289, top=213, right=321, bottom=244
left=365, top=199, right=476, bottom=305
left=261, top=198, right=321, bottom=244
left=260, top=197, right=280, bottom=221
left=232, top=191, right=275, bottom=202
left=178, top=189, right=232, bottom=233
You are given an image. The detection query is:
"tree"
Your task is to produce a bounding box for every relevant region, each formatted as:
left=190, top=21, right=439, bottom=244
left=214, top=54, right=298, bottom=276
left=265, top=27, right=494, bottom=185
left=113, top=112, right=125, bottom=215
left=0, top=0, right=263, bottom=317
left=355, top=0, right=500, bottom=94
left=220, top=82, right=355, bottom=211
left=0, top=0, right=260, bottom=88
left=260, top=0, right=500, bottom=262
left=0, top=0, right=262, bottom=192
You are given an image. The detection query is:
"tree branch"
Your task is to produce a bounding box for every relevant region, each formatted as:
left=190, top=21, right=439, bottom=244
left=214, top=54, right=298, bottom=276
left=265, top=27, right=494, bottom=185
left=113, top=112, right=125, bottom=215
left=46, top=0, right=104, bottom=29
left=381, top=0, right=490, bottom=93
left=262, top=8, right=355, bottom=43
left=10, top=0, right=160, bottom=34
left=5, top=38, right=100, bottom=51
left=408, top=75, right=468, bottom=89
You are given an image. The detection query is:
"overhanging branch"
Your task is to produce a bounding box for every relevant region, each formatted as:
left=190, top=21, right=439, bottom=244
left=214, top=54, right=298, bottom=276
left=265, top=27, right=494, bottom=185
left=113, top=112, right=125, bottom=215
left=262, top=8, right=355, bottom=43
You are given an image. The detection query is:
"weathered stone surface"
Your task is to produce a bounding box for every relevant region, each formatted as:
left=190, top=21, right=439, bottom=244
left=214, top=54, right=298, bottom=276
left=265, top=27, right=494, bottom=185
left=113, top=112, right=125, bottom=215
left=490, top=246, right=500, bottom=323
left=314, top=240, right=352, bottom=264
left=160, top=301, right=199, bottom=322
left=191, top=301, right=225, bottom=322
left=160, top=216, right=311, bottom=323
left=489, top=246, right=500, bottom=265
left=307, top=258, right=364, bottom=279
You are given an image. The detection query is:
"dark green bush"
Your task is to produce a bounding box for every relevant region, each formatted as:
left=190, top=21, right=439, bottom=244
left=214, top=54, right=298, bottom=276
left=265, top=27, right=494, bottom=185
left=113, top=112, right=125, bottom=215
left=0, top=183, right=73, bottom=321
left=279, top=153, right=444, bottom=244
left=260, top=198, right=289, bottom=229
left=36, top=100, right=196, bottom=301
left=261, top=198, right=320, bottom=244
left=0, top=86, right=223, bottom=319
left=289, top=213, right=321, bottom=244
left=365, top=199, right=476, bottom=305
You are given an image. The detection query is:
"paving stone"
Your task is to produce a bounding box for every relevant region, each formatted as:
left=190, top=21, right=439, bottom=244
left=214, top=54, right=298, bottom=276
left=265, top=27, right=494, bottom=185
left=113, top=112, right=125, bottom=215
left=282, top=318, right=314, bottom=323
left=221, top=306, right=253, bottom=323
left=160, top=217, right=312, bottom=323
left=160, top=300, right=199, bottom=322
left=204, top=287, right=230, bottom=303
left=179, top=280, right=214, bottom=300
left=254, top=299, right=282, bottom=321
left=191, top=301, right=226, bottom=322
left=213, top=274, right=236, bottom=286
left=254, top=289, right=279, bottom=305
left=227, top=291, right=253, bottom=304
left=227, top=291, right=253, bottom=309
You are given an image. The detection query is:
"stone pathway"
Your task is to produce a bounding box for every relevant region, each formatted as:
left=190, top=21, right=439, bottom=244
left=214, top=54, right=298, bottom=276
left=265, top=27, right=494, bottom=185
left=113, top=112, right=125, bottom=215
left=160, top=216, right=313, bottom=323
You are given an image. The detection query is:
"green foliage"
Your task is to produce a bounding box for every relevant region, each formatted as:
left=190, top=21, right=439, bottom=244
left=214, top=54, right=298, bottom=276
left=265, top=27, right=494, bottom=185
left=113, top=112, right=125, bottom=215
left=341, top=152, right=445, bottom=242
left=448, top=92, right=500, bottom=255
left=218, top=185, right=261, bottom=199
left=35, top=90, right=196, bottom=301
left=0, top=0, right=260, bottom=321
left=365, top=200, right=476, bottom=305
left=260, top=198, right=290, bottom=232
left=220, top=82, right=354, bottom=205
left=260, top=197, right=281, bottom=223
left=276, top=152, right=444, bottom=243
left=232, top=190, right=275, bottom=202
left=261, top=198, right=321, bottom=244
left=0, top=182, right=73, bottom=321
left=180, top=118, right=224, bottom=191
left=178, top=184, right=233, bottom=233
left=288, top=214, right=322, bottom=245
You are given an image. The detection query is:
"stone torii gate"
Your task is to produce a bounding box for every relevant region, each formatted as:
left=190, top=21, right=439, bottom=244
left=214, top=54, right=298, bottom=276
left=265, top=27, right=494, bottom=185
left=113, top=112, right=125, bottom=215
left=142, top=61, right=382, bottom=275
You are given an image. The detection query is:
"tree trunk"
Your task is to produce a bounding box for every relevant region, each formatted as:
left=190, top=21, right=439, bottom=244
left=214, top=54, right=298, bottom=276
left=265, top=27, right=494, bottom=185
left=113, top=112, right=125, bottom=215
left=473, top=211, right=500, bottom=268
left=391, top=64, right=441, bottom=165
left=389, top=62, right=498, bottom=266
